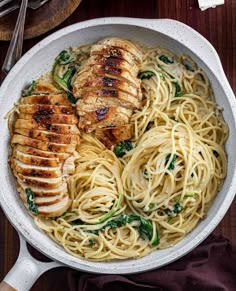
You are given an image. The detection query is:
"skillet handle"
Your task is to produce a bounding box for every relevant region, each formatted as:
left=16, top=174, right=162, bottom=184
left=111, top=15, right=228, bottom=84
left=0, top=234, right=62, bottom=291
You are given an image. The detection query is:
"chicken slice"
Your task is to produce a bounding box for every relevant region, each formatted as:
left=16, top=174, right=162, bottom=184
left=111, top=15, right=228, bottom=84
left=90, top=45, right=141, bottom=65
left=20, top=189, right=65, bottom=206
left=11, top=135, right=76, bottom=153
left=79, top=106, right=132, bottom=132
left=18, top=181, right=68, bottom=196
left=13, top=149, right=61, bottom=167
left=15, top=145, right=70, bottom=160
left=16, top=173, right=64, bottom=189
left=77, top=65, right=139, bottom=87
left=76, top=90, right=140, bottom=109
left=95, top=124, right=133, bottom=148
left=20, top=94, right=71, bottom=106
left=86, top=55, right=139, bottom=76
left=74, top=75, right=140, bottom=97
left=14, top=129, right=79, bottom=144
left=18, top=113, right=78, bottom=125
left=14, top=119, right=80, bottom=134
left=37, top=196, right=71, bottom=217
left=11, top=159, right=62, bottom=179
left=98, top=38, right=143, bottom=62
left=33, top=82, right=63, bottom=94
left=18, top=104, right=74, bottom=115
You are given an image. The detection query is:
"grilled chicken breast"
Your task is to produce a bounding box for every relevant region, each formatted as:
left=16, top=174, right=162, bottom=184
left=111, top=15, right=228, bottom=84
left=10, top=82, right=80, bottom=217
left=73, top=38, right=142, bottom=147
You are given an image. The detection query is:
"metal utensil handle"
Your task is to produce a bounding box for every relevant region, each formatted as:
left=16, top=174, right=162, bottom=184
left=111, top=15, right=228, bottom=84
left=0, top=234, right=62, bottom=291
left=2, top=0, right=28, bottom=74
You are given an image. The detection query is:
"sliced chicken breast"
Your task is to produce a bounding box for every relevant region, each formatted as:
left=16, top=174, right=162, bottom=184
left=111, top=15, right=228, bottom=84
left=38, top=196, right=71, bottom=217
left=90, top=45, right=141, bottom=65
left=86, top=55, right=139, bottom=76
left=74, top=75, right=139, bottom=97
left=20, top=94, right=71, bottom=106
left=76, top=90, right=140, bottom=109
left=18, top=113, right=78, bottom=125
left=79, top=106, right=132, bottom=132
left=15, top=145, right=70, bottom=160
left=16, top=173, right=64, bottom=189
left=98, top=38, right=143, bottom=63
left=95, top=124, right=133, bottom=148
left=13, top=149, right=61, bottom=167
left=77, top=65, right=139, bottom=87
left=12, top=159, right=62, bottom=179
left=11, top=135, right=76, bottom=153
left=18, top=104, right=74, bottom=115
left=14, top=128, right=79, bottom=144
left=18, top=181, right=68, bottom=196
left=14, top=119, right=80, bottom=134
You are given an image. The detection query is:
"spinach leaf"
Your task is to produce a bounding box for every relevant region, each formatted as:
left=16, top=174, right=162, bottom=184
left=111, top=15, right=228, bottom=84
left=114, top=140, right=133, bottom=157
left=22, top=80, right=36, bottom=97
left=138, top=70, right=155, bottom=80
left=159, top=55, right=174, bottom=64
left=87, top=214, right=159, bottom=246
left=52, top=49, right=77, bottom=103
left=148, top=203, right=156, bottom=210
left=66, top=92, right=77, bottom=104
left=174, top=82, right=184, bottom=97
left=143, top=169, right=149, bottom=180
left=184, top=63, right=194, bottom=72
left=98, top=193, right=123, bottom=223
left=71, top=219, right=85, bottom=226
left=89, top=239, right=96, bottom=247
left=165, top=154, right=177, bottom=170
left=55, top=49, right=76, bottom=65
left=145, top=121, right=154, bottom=132
left=25, top=188, right=38, bottom=215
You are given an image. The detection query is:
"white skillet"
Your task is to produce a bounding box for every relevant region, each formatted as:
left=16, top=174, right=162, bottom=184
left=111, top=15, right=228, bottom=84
left=0, top=17, right=235, bottom=291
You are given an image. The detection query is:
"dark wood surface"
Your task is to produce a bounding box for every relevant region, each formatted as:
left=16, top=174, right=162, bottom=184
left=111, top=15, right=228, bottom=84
left=0, top=0, right=82, bottom=40
left=0, top=0, right=235, bottom=290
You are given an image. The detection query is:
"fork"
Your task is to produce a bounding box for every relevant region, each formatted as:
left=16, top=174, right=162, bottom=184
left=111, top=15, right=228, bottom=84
left=0, top=0, right=49, bottom=18
left=2, top=0, right=49, bottom=74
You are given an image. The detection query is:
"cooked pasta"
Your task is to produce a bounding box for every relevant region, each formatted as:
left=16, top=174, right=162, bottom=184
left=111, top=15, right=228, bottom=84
left=32, top=41, right=228, bottom=261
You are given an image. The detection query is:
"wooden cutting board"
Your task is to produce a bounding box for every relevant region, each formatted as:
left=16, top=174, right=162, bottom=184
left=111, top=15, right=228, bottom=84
left=0, top=0, right=82, bottom=40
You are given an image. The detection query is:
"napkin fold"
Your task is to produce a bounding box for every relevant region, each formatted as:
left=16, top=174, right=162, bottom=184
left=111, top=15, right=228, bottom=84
left=67, top=235, right=236, bottom=291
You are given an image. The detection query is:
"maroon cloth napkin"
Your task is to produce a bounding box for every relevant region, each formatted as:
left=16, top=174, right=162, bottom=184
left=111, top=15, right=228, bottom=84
left=67, top=235, right=236, bottom=291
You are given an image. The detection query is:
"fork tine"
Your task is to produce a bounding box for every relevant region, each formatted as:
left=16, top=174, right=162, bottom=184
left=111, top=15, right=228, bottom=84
left=0, top=0, right=13, bottom=8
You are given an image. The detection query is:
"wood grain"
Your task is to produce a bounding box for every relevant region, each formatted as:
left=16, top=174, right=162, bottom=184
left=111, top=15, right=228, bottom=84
left=0, top=0, right=235, bottom=290
left=0, top=0, right=82, bottom=40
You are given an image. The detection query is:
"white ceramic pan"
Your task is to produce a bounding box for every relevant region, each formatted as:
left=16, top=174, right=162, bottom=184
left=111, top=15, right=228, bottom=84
left=0, top=17, right=235, bottom=291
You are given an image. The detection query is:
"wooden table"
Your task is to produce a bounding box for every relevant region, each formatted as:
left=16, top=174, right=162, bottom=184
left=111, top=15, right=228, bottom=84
left=0, top=0, right=235, bottom=290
